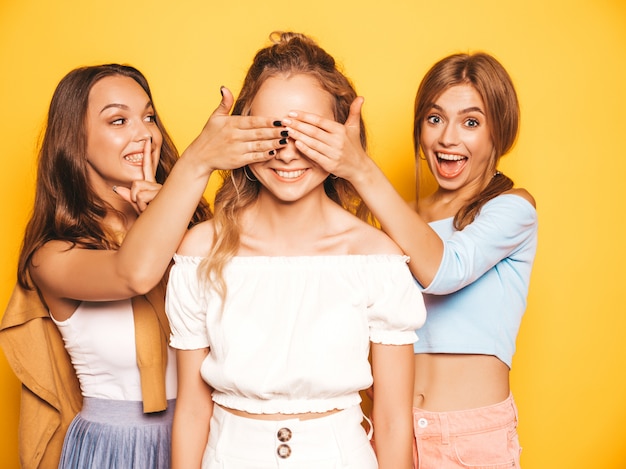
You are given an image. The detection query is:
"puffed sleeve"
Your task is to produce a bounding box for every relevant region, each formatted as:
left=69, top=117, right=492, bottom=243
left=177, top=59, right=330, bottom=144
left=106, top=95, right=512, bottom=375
left=165, top=254, right=210, bottom=350
left=366, top=256, right=426, bottom=345
left=423, top=194, right=538, bottom=295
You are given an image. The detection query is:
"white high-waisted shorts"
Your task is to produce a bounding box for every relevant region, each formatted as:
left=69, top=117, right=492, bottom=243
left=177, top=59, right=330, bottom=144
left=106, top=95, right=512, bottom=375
left=203, top=404, right=377, bottom=468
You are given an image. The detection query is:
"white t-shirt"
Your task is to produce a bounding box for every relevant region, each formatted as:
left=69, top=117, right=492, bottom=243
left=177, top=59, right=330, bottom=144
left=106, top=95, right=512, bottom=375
left=52, top=299, right=177, bottom=401
left=166, top=254, right=426, bottom=414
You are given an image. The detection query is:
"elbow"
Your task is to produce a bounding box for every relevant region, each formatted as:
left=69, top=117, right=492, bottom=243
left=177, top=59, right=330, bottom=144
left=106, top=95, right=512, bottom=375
left=409, top=265, right=434, bottom=289
left=122, top=268, right=165, bottom=296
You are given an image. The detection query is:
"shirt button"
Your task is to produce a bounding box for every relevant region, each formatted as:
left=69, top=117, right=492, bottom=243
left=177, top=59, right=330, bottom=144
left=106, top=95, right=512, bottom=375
left=277, top=427, right=292, bottom=442
left=418, top=418, right=428, bottom=428
left=277, top=444, right=291, bottom=458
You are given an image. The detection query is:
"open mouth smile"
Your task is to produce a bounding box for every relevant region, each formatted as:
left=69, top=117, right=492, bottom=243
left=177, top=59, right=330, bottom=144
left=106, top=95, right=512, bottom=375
left=435, top=152, right=467, bottom=178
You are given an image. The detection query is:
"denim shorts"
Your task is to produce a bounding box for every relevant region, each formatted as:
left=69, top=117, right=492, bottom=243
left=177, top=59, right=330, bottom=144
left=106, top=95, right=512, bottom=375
left=203, top=404, right=377, bottom=468
left=413, top=393, right=521, bottom=469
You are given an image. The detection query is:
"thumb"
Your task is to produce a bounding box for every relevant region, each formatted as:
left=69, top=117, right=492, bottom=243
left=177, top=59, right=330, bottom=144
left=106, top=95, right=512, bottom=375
left=112, top=185, right=133, bottom=204
left=345, top=96, right=364, bottom=129
left=212, top=86, right=234, bottom=117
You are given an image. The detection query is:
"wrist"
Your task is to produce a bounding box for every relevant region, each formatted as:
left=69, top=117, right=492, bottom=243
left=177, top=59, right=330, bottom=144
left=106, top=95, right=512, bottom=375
left=178, top=149, right=216, bottom=178
left=349, top=156, right=381, bottom=189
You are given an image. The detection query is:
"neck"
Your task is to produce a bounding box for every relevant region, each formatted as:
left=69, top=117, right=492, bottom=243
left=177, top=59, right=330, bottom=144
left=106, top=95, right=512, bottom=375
left=241, top=190, right=339, bottom=255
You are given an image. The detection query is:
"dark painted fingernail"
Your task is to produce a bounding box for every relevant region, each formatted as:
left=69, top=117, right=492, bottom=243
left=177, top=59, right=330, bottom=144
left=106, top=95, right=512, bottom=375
left=273, top=120, right=282, bottom=127
left=269, top=150, right=276, bottom=156
left=280, top=130, right=288, bottom=137
left=220, top=86, right=225, bottom=96
left=279, top=138, right=288, bottom=145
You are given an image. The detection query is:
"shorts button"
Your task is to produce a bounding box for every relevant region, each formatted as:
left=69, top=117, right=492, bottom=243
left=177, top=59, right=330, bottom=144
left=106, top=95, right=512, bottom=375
left=277, top=443, right=291, bottom=458
left=418, top=417, right=428, bottom=428
left=277, top=427, right=292, bottom=442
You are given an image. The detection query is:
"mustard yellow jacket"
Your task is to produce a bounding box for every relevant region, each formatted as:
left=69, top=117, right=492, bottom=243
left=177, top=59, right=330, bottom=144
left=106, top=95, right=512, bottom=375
left=0, top=280, right=170, bottom=469
left=0, top=284, right=82, bottom=469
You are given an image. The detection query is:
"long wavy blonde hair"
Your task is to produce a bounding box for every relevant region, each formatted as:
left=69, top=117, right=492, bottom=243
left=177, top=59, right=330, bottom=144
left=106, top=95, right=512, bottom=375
left=201, top=31, right=370, bottom=300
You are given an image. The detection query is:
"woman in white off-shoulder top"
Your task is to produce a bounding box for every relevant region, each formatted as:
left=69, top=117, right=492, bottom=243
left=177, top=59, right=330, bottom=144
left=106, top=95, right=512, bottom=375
left=165, top=32, right=426, bottom=469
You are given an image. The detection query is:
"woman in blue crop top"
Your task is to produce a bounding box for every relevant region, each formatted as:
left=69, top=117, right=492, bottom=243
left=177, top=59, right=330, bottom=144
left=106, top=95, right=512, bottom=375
left=285, top=53, right=538, bottom=468
left=165, top=32, right=426, bottom=469
left=9, top=64, right=287, bottom=468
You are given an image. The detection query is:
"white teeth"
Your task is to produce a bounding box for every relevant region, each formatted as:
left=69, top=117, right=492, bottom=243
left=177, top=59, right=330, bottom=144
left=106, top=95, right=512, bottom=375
left=124, top=153, right=144, bottom=163
left=436, top=152, right=465, bottom=161
left=276, top=169, right=305, bottom=179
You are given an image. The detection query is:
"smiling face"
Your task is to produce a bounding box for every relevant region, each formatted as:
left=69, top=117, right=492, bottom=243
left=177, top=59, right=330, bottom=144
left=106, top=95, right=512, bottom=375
left=420, top=84, right=495, bottom=196
left=84, top=75, right=162, bottom=195
left=248, top=73, right=334, bottom=203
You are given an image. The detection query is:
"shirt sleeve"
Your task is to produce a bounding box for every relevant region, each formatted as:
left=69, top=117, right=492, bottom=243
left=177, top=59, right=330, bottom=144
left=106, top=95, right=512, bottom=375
left=165, top=255, right=210, bottom=350
left=366, top=257, right=426, bottom=345
left=423, top=194, right=538, bottom=295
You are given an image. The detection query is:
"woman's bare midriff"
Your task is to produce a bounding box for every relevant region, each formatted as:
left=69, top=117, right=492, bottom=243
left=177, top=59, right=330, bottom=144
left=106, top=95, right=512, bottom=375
left=218, top=404, right=341, bottom=421
left=413, top=354, right=510, bottom=412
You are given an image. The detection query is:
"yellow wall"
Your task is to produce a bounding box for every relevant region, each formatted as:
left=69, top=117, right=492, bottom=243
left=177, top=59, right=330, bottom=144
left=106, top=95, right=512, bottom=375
left=1, top=0, right=625, bottom=467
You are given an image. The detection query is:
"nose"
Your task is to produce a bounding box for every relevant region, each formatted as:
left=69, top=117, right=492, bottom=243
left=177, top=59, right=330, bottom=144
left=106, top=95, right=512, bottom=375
left=439, top=122, right=459, bottom=147
left=274, top=138, right=299, bottom=163
left=135, top=120, right=154, bottom=143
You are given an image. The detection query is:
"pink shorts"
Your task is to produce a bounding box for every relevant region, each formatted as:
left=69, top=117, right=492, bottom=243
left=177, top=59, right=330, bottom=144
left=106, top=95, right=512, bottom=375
left=412, top=393, right=521, bottom=469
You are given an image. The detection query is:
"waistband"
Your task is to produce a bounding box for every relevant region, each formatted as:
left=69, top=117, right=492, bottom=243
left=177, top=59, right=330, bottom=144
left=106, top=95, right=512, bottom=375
left=79, top=397, right=175, bottom=425
left=209, top=405, right=371, bottom=463
left=413, top=393, right=518, bottom=437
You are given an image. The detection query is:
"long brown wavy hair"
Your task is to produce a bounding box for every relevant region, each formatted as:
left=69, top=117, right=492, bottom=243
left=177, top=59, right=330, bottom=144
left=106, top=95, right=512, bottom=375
left=18, top=64, right=211, bottom=289
left=202, top=31, right=370, bottom=300
left=413, top=52, right=520, bottom=230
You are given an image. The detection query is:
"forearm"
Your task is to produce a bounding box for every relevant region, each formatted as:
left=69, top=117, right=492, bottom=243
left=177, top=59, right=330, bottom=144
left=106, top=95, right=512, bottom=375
left=370, top=343, right=415, bottom=469
left=114, top=91, right=284, bottom=294
left=283, top=105, right=443, bottom=286
left=371, top=411, right=414, bottom=469
left=350, top=158, right=443, bottom=286
left=172, top=348, right=214, bottom=469
left=116, top=154, right=212, bottom=293
left=171, top=402, right=212, bottom=469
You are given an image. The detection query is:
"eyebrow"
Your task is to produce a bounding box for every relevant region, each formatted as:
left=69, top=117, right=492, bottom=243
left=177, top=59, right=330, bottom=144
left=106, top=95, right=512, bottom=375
left=99, top=101, right=153, bottom=114
left=431, top=103, right=485, bottom=115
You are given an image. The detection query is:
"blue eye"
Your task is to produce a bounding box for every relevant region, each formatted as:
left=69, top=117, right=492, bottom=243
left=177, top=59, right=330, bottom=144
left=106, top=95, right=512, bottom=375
left=465, top=118, right=479, bottom=128
left=426, top=115, right=442, bottom=124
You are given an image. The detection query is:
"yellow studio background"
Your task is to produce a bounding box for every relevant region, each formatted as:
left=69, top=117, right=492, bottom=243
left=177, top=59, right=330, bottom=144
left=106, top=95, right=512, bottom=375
left=1, top=0, right=624, bottom=467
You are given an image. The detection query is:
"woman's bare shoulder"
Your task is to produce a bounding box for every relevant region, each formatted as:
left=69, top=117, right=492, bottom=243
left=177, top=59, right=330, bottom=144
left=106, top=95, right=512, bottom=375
left=177, top=220, right=216, bottom=256
left=505, top=187, right=536, bottom=208
left=348, top=218, right=403, bottom=256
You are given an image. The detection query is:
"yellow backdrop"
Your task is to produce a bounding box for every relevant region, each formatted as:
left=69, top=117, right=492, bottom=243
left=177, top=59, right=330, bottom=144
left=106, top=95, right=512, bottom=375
left=1, top=0, right=625, bottom=467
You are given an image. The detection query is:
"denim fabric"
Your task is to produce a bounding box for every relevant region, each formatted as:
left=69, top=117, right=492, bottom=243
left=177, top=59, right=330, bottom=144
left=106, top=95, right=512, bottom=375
left=413, top=394, right=521, bottom=469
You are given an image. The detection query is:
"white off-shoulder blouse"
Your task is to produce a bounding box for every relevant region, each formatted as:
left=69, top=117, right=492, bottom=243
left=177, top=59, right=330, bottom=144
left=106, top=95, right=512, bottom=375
left=166, top=254, right=426, bottom=414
